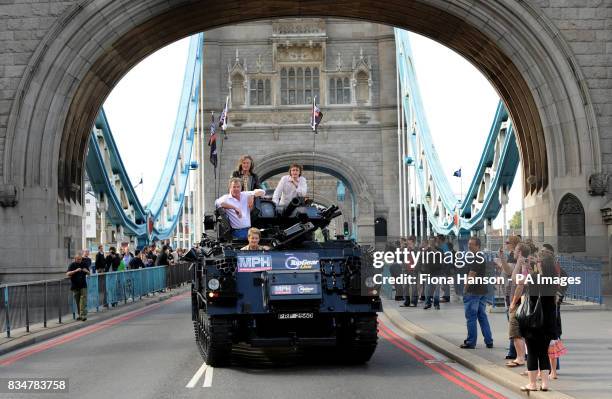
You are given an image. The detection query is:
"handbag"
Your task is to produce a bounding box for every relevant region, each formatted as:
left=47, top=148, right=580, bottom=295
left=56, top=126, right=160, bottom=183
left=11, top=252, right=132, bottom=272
left=548, top=340, right=567, bottom=358
left=515, top=283, right=543, bottom=331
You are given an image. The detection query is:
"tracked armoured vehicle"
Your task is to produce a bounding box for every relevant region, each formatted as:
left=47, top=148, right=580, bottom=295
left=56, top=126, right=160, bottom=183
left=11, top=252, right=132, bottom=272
left=188, top=196, right=382, bottom=366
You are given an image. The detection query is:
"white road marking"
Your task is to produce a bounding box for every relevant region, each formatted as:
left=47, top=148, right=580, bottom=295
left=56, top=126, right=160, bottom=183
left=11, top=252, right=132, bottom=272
left=202, top=365, right=214, bottom=387
left=186, top=362, right=208, bottom=388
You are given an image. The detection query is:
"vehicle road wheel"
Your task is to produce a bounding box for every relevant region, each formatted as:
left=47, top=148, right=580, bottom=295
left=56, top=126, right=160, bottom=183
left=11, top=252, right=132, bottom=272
left=338, top=313, right=378, bottom=364
left=195, top=311, right=232, bottom=367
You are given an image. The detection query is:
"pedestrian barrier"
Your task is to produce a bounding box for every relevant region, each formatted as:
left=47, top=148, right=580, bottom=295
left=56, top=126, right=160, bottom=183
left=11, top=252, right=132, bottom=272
left=0, top=263, right=191, bottom=338
left=482, top=251, right=603, bottom=305
left=559, top=256, right=603, bottom=304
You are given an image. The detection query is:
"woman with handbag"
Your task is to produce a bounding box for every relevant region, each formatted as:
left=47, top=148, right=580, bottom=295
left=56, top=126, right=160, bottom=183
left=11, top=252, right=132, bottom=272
left=511, top=253, right=558, bottom=392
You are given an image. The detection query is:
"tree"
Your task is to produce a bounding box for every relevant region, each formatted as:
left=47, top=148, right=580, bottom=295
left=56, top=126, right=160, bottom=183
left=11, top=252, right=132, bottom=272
left=509, top=211, right=522, bottom=230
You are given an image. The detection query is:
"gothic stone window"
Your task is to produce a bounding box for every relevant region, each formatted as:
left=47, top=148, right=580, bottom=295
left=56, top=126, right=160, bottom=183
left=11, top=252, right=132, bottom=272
left=231, top=74, right=245, bottom=106
left=356, top=71, right=369, bottom=103
left=281, top=66, right=319, bottom=105
left=329, top=77, right=350, bottom=104
left=557, top=193, right=586, bottom=253
left=250, top=78, right=271, bottom=105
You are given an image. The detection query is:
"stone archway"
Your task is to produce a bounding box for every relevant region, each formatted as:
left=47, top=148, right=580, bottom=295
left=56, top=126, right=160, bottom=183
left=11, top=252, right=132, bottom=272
left=257, top=151, right=377, bottom=244
left=0, top=0, right=605, bottom=277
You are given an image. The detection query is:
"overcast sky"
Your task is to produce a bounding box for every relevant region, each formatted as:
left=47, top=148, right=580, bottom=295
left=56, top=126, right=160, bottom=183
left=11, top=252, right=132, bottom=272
left=104, top=29, right=522, bottom=231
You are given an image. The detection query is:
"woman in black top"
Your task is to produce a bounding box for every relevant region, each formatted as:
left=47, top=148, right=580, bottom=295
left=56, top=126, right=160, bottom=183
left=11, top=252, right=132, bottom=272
left=155, top=245, right=171, bottom=266
left=231, top=155, right=261, bottom=191
left=519, top=253, right=558, bottom=392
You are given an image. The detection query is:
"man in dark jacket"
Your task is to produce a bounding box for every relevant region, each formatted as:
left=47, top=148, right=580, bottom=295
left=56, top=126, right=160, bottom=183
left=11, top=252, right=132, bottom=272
left=66, top=252, right=90, bottom=321
left=105, top=247, right=121, bottom=272
left=424, top=236, right=443, bottom=310
left=94, top=245, right=105, bottom=274
left=147, top=244, right=158, bottom=266
left=129, top=250, right=146, bottom=269
left=155, top=245, right=171, bottom=266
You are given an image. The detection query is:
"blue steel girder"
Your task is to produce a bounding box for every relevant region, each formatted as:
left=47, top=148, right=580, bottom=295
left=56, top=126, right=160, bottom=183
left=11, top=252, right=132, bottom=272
left=394, top=28, right=520, bottom=234
left=85, top=33, right=204, bottom=242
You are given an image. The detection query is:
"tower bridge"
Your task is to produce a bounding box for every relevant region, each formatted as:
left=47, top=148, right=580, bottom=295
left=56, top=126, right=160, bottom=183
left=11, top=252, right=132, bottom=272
left=0, top=1, right=610, bottom=292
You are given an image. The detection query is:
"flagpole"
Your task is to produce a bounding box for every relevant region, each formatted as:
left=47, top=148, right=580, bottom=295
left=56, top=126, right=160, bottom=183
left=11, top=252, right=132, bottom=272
left=216, top=121, right=223, bottom=199
left=312, top=96, right=316, bottom=200
left=460, top=167, right=463, bottom=203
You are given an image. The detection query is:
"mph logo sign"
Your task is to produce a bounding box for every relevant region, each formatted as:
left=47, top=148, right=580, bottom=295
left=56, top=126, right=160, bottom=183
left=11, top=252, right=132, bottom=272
left=237, top=255, right=272, bottom=272
left=284, top=255, right=319, bottom=270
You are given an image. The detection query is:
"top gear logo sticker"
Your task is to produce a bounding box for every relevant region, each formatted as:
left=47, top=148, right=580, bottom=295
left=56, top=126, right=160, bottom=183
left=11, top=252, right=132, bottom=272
left=284, top=256, right=319, bottom=270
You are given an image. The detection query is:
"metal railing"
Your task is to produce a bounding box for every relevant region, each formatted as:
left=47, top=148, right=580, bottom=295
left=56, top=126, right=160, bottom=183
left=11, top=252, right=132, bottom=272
left=1, top=263, right=192, bottom=338
left=559, top=256, right=603, bottom=304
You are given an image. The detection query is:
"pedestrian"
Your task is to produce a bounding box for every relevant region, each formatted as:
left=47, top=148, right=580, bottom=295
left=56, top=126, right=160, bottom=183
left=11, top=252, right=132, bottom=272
left=172, top=247, right=180, bottom=264
left=156, top=245, right=172, bottom=266
left=495, top=235, right=521, bottom=361
left=147, top=244, right=158, bottom=265
left=500, top=242, right=530, bottom=367
left=105, top=246, right=121, bottom=272
left=66, top=251, right=90, bottom=321
left=460, top=237, right=494, bottom=349
left=401, top=236, right=419, bottom=307
left=451, top=241, right=466, bottom=301
left=424, top=236, right=442, bottom=310
left=82, top=248, right=92, bottom=274
left=94, top=245, right=105, bottom=274
left=516, top=253, right=558, bottom=392
left=388, top=241, right=404, bottom=301
left=542, top=243, right=566, bottom=379
left=437, top=234, right=451, bottom=303
left=129, top=250, right=145, bottom=269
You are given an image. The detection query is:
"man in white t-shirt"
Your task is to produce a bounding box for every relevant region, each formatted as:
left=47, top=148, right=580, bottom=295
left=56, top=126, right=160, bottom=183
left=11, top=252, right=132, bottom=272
left=215, top=177, right=265, bottom=239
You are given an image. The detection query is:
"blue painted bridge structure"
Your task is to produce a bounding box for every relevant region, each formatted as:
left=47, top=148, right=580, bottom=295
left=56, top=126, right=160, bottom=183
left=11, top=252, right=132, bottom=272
left=85, top=34, right=203, bottom=246
left=394, top=28, right=520, bottom=237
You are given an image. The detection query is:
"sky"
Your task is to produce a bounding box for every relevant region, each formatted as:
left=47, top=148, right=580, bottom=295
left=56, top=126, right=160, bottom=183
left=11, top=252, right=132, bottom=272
left=103, top=28, right=522, bottom=231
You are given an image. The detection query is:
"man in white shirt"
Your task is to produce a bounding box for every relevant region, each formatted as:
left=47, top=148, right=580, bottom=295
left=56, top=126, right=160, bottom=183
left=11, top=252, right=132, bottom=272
left=215, top=177, right=265, bottom=239
left=272, top=163, right=308, bottom=207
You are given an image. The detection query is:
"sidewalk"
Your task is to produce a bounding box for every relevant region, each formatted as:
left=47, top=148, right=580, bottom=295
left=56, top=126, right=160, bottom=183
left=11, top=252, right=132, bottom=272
left=383, top=298, right=612, bottom=399
left=0, top=286, right=190, bottom=357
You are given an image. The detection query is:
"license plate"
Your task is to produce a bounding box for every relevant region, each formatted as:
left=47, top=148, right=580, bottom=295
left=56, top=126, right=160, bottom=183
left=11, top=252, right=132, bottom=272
left=277, top=312, right=314, bottom=320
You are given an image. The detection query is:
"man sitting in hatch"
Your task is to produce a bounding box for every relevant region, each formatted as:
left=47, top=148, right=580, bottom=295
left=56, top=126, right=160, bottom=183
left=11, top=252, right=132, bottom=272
left=241, top=227, right=270, bottom=251
left=215, top=178, right=266, bottom=240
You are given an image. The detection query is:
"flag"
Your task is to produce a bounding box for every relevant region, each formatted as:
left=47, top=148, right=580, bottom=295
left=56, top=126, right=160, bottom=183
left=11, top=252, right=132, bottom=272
left=310, top=96, right=323, bottom=132
left=218, top=97, right=228, bottom=132
left=208, top=112, right=217, bottom=168
left=453, top=168, right=461, bottom=177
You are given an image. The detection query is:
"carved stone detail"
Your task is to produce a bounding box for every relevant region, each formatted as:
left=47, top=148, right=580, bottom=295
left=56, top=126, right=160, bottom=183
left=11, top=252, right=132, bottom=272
left=276, top=46, right=323, bottom=62
left=0, top=184, right=18, bottom=207
left=272, top=19, right=326, bottom=35
left=588, top=172, right=608, bottom=196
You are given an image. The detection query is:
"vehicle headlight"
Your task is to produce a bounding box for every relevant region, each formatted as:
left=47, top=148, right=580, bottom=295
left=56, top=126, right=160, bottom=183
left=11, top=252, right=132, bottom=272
left=208, top=278, right=220, bottom=290
left=364, top=276, right=375, bottom=288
